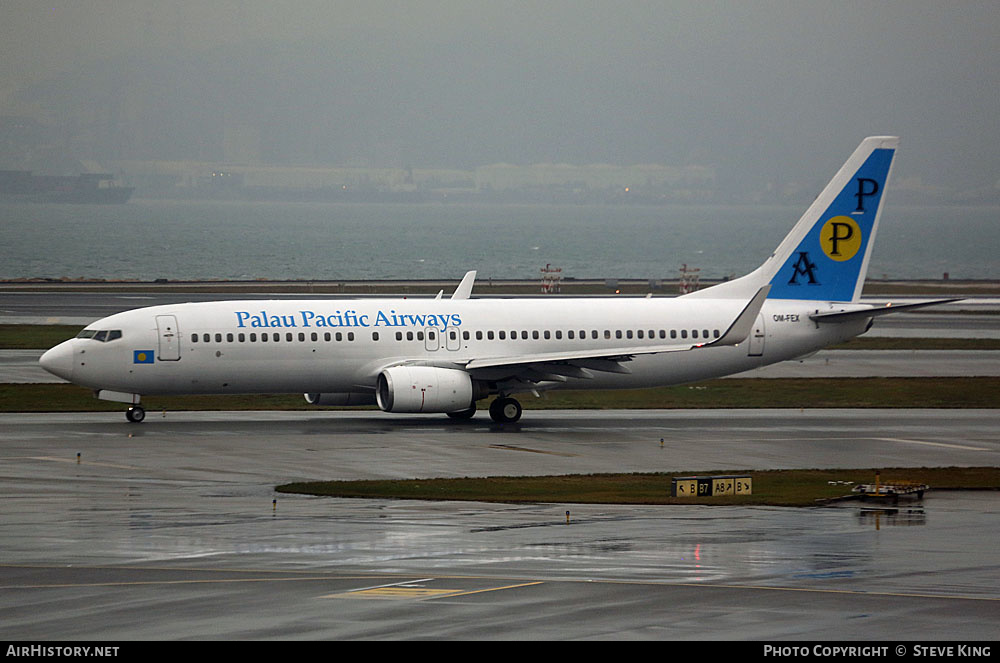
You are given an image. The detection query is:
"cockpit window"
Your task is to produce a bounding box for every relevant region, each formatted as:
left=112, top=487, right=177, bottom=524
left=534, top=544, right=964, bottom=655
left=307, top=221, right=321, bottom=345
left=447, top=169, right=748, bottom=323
left=76, top=329, right=122, bottom=342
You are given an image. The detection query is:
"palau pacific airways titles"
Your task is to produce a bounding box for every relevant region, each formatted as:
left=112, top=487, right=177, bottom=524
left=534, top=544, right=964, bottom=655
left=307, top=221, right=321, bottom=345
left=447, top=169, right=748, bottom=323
left=235, top=308, right=463, bottom=332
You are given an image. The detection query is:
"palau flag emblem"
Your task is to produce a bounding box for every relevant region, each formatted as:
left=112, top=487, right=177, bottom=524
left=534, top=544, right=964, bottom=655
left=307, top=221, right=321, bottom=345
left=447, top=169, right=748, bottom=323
left=133, top=350, right=155, bottom=364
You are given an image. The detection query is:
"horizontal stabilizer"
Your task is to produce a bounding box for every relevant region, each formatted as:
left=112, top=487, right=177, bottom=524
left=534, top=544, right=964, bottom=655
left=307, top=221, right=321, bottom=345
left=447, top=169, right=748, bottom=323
left=809, top=298, right=962, bottom=323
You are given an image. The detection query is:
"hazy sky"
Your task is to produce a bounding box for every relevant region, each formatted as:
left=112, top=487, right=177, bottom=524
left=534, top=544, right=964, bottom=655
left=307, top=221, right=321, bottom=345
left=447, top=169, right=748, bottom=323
left=2, top=1, right=998, bottom=189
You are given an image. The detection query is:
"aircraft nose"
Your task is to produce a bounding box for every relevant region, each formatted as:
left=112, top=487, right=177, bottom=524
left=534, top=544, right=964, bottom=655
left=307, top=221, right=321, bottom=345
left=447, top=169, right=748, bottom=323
left=39, top=340, right=75, bottom=381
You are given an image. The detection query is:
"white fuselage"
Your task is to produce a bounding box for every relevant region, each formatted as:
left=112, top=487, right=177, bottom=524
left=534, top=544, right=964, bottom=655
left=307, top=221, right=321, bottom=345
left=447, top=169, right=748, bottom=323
left=50, top=295, right=869, bottom=397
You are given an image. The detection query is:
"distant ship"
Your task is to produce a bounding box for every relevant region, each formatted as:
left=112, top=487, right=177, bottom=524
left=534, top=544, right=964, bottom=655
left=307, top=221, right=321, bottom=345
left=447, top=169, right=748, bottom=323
left=0, top=170, right=134, bottom=204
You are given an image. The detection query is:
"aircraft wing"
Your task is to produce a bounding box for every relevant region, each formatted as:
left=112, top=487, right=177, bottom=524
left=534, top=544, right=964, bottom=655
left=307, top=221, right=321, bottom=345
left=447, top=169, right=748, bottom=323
left=425, top=286, right=770, bottom=382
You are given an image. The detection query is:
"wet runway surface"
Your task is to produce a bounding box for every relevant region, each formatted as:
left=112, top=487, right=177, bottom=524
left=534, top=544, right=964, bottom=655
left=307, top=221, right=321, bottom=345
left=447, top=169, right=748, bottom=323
left=1, top=409, right=998, bottom=640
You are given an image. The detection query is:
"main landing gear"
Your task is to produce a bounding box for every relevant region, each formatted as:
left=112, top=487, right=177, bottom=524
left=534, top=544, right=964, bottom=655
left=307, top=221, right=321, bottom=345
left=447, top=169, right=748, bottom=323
left=446, top=397, right=522, bottom=423
left=125, top=405, right=146, bottom=423
left=488, top=396, right=522, bottom=424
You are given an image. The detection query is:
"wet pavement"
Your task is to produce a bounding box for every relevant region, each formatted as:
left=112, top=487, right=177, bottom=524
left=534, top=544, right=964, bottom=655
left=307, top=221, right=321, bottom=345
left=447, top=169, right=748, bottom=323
left=0, top=409, right=997, bottom=639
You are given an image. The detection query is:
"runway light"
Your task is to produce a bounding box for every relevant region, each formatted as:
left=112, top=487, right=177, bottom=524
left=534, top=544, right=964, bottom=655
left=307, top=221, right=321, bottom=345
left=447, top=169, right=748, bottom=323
left=565, top=510, right=570, bottom=524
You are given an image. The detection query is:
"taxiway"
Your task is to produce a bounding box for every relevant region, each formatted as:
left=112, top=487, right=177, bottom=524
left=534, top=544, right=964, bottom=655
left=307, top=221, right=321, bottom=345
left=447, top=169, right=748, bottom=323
left=0, top=409, right=998, bottom=640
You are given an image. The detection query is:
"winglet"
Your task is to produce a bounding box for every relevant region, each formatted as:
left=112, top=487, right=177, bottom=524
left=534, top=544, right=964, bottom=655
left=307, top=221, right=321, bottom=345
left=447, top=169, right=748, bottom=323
left=700, top=285, right=770, bottom=347
left=451, top=270, right=477, bottom=300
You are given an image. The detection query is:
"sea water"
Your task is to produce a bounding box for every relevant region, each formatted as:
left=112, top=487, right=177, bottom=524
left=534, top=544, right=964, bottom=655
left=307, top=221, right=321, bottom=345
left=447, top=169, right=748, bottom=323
left=1, top=199, right=996, bottom=281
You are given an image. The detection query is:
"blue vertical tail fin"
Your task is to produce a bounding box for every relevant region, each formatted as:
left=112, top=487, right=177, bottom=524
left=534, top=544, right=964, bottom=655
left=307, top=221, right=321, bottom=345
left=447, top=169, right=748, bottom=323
left=689, top=136, right=898, bottom=303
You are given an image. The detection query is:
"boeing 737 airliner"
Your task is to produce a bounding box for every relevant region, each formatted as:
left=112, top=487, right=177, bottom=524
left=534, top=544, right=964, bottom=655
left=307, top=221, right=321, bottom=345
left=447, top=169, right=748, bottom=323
left=39, top=136, right=955, bottom=423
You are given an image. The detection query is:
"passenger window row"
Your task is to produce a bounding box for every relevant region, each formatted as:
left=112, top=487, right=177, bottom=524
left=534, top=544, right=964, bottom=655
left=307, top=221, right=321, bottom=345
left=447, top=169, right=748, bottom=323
left=191, top=331, right=356, bottom=344
left=189, top=327, right=721, bottom=345
left=457, top=328, right=721, bottom=342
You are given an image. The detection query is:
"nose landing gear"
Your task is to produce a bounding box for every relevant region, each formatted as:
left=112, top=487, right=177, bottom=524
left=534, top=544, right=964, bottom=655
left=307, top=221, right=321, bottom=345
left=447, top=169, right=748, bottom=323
left=125, top=406, right=146, bottom=423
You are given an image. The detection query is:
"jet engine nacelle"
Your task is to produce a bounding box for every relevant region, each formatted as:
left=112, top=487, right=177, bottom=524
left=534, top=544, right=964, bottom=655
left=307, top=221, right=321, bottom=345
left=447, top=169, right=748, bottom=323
left=376, top=366, right=484, bottom=413
left=304, top=392, right=377, bottom=406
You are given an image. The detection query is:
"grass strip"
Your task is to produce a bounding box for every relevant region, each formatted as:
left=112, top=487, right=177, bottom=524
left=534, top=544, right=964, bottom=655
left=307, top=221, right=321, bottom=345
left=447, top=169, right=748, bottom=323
left=3, top=377, right=998, bottom=412
left=0, top=324, right=82, bottom=349
left=275, top=467, right=1000, bottom=506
